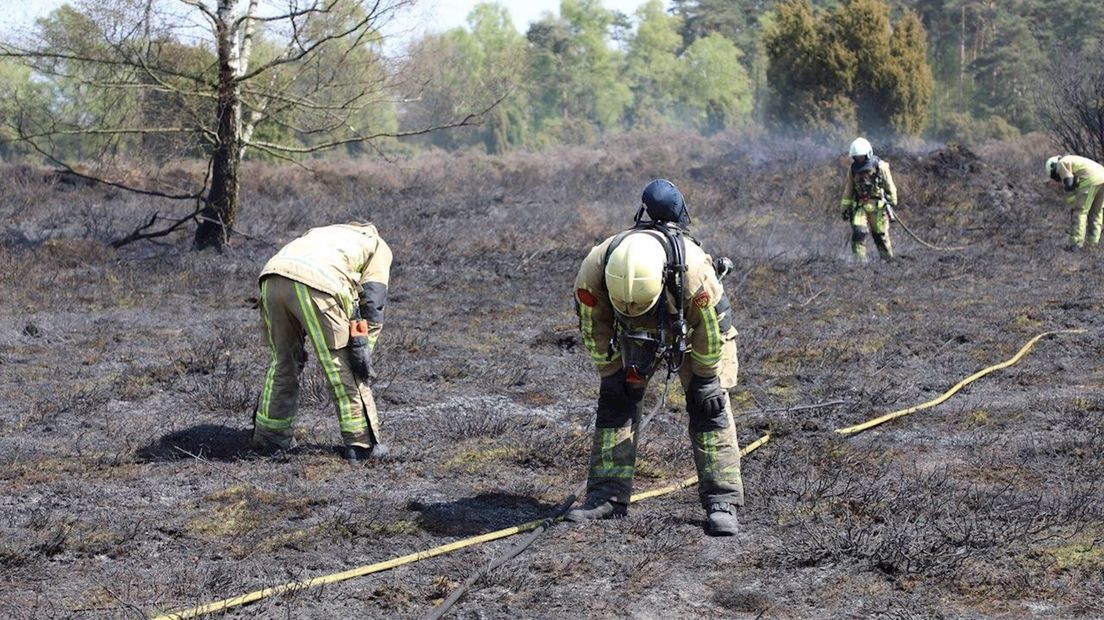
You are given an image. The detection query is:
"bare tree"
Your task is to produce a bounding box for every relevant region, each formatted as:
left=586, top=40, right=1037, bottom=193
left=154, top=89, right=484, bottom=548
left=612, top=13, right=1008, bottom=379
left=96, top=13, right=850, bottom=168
left=0, top=0, right=495, bottom=250
left=1037, top=42, right=1104, bottom=163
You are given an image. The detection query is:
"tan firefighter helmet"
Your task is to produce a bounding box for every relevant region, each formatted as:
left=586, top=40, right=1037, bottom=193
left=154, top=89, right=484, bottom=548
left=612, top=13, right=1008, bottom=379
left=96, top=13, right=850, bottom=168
left=604, top=232, right=667, bottom=317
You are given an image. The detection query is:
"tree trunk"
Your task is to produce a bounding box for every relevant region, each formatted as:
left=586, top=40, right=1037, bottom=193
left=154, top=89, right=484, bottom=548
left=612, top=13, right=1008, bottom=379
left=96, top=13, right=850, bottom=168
left=194, top=0, right=243, bottom=251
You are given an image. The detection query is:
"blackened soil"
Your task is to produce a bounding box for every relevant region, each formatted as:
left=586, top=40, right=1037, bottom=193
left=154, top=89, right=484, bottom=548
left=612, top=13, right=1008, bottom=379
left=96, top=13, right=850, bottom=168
left=1, top=133, right=1101, bottom=619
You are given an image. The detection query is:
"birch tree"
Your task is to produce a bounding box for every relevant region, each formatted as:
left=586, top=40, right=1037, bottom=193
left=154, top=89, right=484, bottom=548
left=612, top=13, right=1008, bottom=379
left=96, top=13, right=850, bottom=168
left=1, top=0, right=491, bottom=250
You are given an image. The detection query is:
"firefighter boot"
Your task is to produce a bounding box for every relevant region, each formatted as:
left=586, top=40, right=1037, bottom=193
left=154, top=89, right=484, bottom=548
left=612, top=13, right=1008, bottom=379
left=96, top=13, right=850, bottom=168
left=249, top=434, right=298, bottom=456
left=706, top=502, right=739, bottom=536
left=564, top=497, right=628, bottom=522
left=343, top=442, right=390, bottom=463
left=873, top=231, right=894, bottom=260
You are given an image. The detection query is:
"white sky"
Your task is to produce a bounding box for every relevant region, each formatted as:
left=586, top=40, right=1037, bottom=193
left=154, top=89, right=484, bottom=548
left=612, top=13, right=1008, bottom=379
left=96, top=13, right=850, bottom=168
left=5, top=0, right=669, bottom=39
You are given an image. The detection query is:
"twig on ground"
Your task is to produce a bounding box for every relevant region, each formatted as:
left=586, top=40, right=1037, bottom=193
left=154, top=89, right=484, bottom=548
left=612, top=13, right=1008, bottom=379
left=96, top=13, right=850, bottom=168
left=741, top=400, right=850, bottom=415
left=171, top=445, right=274, bottom=493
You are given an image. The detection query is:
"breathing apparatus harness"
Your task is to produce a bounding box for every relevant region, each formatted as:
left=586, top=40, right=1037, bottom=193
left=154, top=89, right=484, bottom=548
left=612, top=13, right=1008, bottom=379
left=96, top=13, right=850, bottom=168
left=604, top=211, right=692, bottom=384
left=852, top=156, right=886, bottom=204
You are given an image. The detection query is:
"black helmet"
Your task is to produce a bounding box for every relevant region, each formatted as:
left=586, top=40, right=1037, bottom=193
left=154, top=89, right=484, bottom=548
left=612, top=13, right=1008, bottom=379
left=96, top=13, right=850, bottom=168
left=641, top=179, right=690, bottom=226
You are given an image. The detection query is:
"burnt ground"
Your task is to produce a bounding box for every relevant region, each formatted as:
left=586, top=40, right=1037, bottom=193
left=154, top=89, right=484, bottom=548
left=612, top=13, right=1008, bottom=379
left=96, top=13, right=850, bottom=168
left=1, top=131, right=1102, bottom=619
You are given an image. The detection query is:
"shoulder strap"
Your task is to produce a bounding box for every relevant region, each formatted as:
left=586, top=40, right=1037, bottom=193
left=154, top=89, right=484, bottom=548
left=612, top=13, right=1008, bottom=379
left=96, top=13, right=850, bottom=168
left=602, top=230, right=635, bottom=269
left=630, top=221, right=689, bottom=372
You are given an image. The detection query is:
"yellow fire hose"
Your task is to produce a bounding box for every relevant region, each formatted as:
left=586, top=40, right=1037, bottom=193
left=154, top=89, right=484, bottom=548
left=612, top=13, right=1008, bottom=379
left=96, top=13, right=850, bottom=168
left=835, top=329, right=1084, bottom=436
left=151, top=434, right=773, bottom=620
left=151, top=329, right=1080, bottom=620
left=889, top=207, right=969, bottom=252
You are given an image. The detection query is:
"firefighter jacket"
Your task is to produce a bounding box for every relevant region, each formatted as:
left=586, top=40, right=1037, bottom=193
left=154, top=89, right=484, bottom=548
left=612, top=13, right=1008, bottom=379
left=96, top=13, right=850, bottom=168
left=574, top=229, right=737, bottom=382
left=260, top=222, right=392, bottom=348
left=840, top=159, right=898, bottom=214
left=1055, top=155, right=1104, bottom=195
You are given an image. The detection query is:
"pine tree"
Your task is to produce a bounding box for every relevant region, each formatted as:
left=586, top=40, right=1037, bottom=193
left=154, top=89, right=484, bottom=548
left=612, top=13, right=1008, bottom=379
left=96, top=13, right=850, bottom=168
left=764, top=0, right=934, bottom=137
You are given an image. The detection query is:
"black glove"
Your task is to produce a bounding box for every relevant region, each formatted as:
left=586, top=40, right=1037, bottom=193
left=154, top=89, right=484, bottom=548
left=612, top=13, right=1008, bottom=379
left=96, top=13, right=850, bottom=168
left=687, top=374, right=726, bottom=420
left=841, top=208, right=851, bottom=221
left=348, top=336, right=372, bottom=380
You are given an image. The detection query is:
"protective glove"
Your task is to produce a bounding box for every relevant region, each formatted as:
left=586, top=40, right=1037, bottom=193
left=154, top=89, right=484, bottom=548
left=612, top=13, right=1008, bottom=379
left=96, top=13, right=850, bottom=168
left=687, top=374, right=726, bottom=419
left=348, top=335, right=372, bottom=380
left=714, top=256, right=734, bottom=280
left=840, top=208, right=851, bottom=221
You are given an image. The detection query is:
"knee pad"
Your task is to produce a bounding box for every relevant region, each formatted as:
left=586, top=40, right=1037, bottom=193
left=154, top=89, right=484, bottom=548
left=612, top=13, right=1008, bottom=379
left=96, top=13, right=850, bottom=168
left=686, top=375, right=729, bottom=432
left=851, top=226, right=869, bottom=245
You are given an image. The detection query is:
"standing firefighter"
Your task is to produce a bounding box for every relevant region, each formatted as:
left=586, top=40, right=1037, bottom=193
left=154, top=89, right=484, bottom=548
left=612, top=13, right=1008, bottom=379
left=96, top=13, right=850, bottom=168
left=840, top=137, right=898, bottom=261
left=251, top=222, right=392, bottom=463
left=566, top=179, right=744, bottom=536
left=1046, top=155, right=1104, bottom=249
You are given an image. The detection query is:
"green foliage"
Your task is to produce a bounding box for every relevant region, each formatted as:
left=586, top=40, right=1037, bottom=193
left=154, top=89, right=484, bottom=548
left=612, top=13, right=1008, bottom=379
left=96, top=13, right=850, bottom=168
left=8, top=0, right=1093, bottom=158
left=526, top=0, right=631, bottom=144
left=624, top=0, right=683, bottom=129
left=930, top=111, right=1020, bottom=146
left=679, top=34, right=753, bottom=132
left=968, top=12, right=1043, bottom=132
left=763, top=0, right=853, bottom=133
left=0, top=59, right=50, bottom=161
left=886, top=11, right=935, bottom=136
left=764, top=0, right=933, bottom=137
left=260, top=2, right=398, bottom=157
left=907, top=0, right=1100, bottom=137
left=402, top=2, right=527, bottom=153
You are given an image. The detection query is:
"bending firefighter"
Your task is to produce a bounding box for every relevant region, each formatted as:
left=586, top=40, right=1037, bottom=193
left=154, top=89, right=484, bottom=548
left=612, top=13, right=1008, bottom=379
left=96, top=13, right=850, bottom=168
left=1045, top=154, right=1104, bottom=249
left=567, top=179, right=743, bottom=536
left=252, top=222, right=392, bottom=463
left=840, top=137, right=898, bottom=260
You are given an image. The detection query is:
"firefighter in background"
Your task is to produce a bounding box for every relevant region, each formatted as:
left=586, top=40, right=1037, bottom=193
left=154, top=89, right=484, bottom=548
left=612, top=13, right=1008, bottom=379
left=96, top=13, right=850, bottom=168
left=840, top=137, right=898, bottom=261
left=1046, top=154, right=1104, bottom=249
left=566, top=179, right=743, bottom=536
left=251, top=222, right=392, bottom=463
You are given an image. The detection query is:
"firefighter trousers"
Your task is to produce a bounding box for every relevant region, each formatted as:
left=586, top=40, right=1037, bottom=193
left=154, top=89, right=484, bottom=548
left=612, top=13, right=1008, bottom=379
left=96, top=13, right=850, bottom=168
left=253, top=275, right=380, bottom=449
left=849, top=202, right=893, bottom=260
left=584, top=339, right=743, bottom=509
left=1069, top=183, right=1104, bottom=247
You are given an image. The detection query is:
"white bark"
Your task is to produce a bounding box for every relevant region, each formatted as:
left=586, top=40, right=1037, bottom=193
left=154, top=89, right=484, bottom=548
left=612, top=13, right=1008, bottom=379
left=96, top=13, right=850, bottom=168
left=238, top=0, right=265, bottom=159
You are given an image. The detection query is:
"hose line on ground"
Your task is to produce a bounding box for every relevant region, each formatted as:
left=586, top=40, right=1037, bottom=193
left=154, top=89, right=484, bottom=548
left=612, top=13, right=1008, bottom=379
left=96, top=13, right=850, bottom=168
left=835, top=329, right=1084, bottom=436
left=151, top=329, right=1080, bottom=620
left=424, top=371, right=678, bottom=620
left=893, top=212, right=969, bottom=252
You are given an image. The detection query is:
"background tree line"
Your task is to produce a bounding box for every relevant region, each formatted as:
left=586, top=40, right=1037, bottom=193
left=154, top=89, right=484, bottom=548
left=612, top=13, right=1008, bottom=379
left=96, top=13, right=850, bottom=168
left=1, top=0, right=1102, bottom=247
left=5, top=0, right=1101, bottom=159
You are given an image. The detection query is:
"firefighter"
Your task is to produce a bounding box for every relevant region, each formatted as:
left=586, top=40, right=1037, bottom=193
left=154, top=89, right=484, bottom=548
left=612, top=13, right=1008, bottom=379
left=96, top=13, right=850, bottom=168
left=566, top=179, right=743, bottom=536
left=840, top=137, right=898, bottom=261
left=1046, top=155, right=1104, bottom=249
left=251, top=222, right=392, bottom=463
